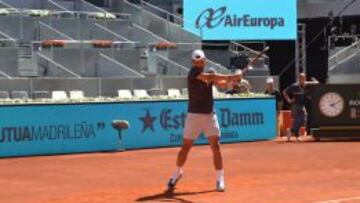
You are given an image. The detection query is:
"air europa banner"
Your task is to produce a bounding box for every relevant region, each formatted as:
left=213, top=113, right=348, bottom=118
left=184, top=0, right=297, bottom=40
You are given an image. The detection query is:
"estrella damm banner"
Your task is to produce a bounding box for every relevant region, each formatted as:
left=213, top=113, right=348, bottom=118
left=184, top=0, right=297, bottom=40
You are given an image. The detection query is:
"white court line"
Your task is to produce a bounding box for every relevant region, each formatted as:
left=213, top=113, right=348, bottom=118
left=315, top=196, right=360, bottom=203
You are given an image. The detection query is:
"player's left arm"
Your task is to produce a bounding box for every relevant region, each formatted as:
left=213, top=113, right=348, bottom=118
left=197, top=73, right=240, bottom=84
left=213, top=80, right=229, bottom=90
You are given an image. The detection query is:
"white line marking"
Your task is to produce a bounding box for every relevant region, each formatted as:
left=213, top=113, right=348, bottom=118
left=316, top=196, right=360, bottom=203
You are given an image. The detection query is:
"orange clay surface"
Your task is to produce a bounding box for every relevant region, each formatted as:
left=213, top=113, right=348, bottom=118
left=0, top=139, right=360, bottom=203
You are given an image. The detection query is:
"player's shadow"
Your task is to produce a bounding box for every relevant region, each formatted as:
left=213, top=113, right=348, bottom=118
left=135, top=189, right=216, bottom=203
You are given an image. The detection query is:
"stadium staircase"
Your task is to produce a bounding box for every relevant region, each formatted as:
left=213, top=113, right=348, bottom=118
left=0, top=0, right=274, bottom=97
left=328, top=36, right=360, bottom=75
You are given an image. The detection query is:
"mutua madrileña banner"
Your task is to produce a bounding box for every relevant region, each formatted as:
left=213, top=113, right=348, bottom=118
left=184, top=0, right=297, bottom=40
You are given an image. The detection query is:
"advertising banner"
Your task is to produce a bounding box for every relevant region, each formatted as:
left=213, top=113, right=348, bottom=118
left=184, top=0, right=297, bottom=40
left=0, top=98, right=276, bottom=157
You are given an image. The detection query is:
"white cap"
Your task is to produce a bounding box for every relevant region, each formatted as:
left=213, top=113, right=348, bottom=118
left=191, top=49, right=206, bottom=60
left=235, top=69, right=243, bottom=75
left=207, top=67, right=216, bottom=73
left=266, top=77, right=274, bottom=83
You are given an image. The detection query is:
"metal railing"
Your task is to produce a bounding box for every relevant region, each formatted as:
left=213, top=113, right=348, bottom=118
left=79, top=0, right=108, bottom=13
left=0, top=0, right=17, bottom=10
left=47, top=0, right=69, bottom=11
left=0, top=66, right=12, bottom=79
left=229, top=41, right=267, bottom=57
left=37, top=52, right=82, bottom=78
left=328, top=37, right=360, bottom=71
left=132, top=23, right=169, bottom=42
left=155, top=54, right=189, bottom=76
left=0, top=30, right=16, bottom=42
left=100, top=53, right=145, bottom=78
left=39, top=21, right=74, bottom=40
left=93, top=23, right=131, bottom=41
left=138, top=0, right=183, bottom=26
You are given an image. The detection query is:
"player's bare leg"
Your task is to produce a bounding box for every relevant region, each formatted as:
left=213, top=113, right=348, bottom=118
left=176, top=138, right=194, bottom=167
left=167, top=138, right=194, bottom=191
left=208, top=136, right=225, bottom=192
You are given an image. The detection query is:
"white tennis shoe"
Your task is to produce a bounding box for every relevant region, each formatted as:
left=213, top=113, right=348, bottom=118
left=167, top=169, right=183, bottom=191
left=216, top=179, right=226, bottom=192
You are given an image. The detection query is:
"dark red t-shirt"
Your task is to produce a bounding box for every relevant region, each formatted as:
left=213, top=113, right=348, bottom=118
left=187, top=67, right=214, bottom=114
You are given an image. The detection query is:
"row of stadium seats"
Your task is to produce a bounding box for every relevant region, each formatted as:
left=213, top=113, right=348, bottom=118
left=0, top=88, right=189, bottom=101
left=117, top=88, right=187, bottom=99
left=0, top=90, right=84, bottom=100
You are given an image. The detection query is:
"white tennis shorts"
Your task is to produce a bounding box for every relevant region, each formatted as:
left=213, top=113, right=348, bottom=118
left=183, top=113, right=221, bottom=140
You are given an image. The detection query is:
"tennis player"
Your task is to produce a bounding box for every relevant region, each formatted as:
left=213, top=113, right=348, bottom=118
left=166, top=50, right=241, bottom=192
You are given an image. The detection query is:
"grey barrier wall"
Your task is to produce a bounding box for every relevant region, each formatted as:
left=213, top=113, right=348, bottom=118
left=167, top=49, right=191, bottom=68
left=31, top=78, right=101, bottom=97
left=161, top=76, right=187, bottom=90
left=100, top=77, right=159, bottom=97
left=37, top=54, right=78, bottom=77
left=0, top=48, right=19, bottom=77
left=114, top=0, right=200, bottom=43
left=100, top=49, right=142, bottom=73
left=154, top=55, right=188, bottom=76
left=0, top=16, right=22, bottom=40
left=38, top=48, right=142, bottom=77
left=0, top=0, right=44, bottom=9
left=329, top=75, right=360, bottom=84
left=0, top=76, right=279, bottom=97
left=0, top=78, right=31, bottom=92
left=298, top=0, right=360, bottom=19
left=96, top=54, right=143, bottom=77
left=329, top=54, right=360, bottom=75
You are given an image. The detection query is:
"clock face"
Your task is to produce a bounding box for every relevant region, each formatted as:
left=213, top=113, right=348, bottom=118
left=319, top=92, right=345, bottom=118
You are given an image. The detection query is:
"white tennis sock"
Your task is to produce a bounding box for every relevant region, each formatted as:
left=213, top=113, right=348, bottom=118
left=172, top=167, right=183, bottom=180
left=216, top=169, right=224, bottom=182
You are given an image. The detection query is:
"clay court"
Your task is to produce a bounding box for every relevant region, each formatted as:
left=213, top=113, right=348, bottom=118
left=0, top=139, right=360, bottom=203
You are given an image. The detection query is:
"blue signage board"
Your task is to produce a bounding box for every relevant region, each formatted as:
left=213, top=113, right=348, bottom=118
left=0, top=98, right=276, bottom=157
left=184, top=0, right=297, bottom=40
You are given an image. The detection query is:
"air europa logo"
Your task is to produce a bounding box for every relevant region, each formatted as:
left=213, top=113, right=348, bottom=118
left=195, top=6, right=285, bottom=30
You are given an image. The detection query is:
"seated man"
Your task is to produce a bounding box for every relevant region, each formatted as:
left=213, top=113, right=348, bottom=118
left=226, top=70, right=252, bottom=94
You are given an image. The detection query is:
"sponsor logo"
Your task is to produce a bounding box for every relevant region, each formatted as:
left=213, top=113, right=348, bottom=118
left=219, top=108, right=264, bottom=128
left=139, top=109, right=157, bottom=133
left=140, top=108, right=264, bottom=133
left=0, top=122, right=102, bottom=143
left=160, top=109, right=187, bottom=131
left=349, top=99, right=360, bottom=107
left=349, top=100, right=360, bottom=119
left=195, top=6, right=285, bottom=30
